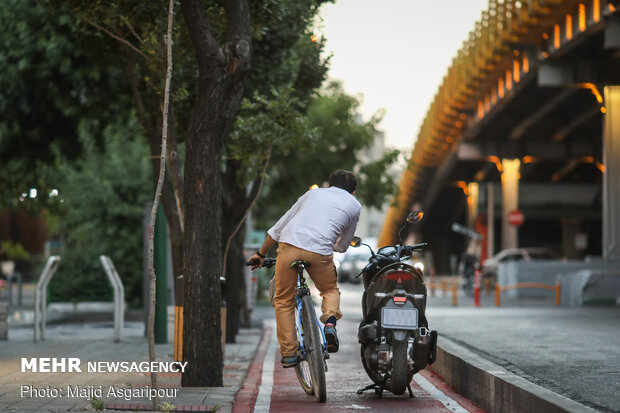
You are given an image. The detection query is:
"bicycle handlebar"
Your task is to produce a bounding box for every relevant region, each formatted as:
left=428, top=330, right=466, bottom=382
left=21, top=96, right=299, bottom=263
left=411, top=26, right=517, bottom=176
left=246, top=258, right=276, bottom=269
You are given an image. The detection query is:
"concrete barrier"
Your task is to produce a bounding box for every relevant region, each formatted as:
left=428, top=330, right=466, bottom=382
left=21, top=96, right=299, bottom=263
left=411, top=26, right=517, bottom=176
left=497, top=260, right=620, bottom=304
left=430, top=336, right=598, bottom=413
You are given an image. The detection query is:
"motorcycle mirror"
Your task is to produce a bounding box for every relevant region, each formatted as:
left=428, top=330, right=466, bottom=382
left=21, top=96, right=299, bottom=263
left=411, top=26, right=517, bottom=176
left=350, top=236, right=362, bottom=248
left=406, top=210, right=424, bottom=224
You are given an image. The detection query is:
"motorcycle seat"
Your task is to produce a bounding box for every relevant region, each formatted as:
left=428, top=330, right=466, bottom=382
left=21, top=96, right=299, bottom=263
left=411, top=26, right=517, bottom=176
left=289, top=260, right=311, bottom=270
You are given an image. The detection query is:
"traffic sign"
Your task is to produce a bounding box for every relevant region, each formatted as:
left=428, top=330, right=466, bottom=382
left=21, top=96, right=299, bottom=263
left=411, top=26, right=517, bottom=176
left=508, top=210, right=524, bottom=226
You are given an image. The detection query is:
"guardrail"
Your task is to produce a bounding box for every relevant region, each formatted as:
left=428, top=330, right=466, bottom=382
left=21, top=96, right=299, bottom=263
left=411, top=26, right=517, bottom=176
left=495, top=282, right=561, bottom=307
left=428, top=279, right=459, bottom=307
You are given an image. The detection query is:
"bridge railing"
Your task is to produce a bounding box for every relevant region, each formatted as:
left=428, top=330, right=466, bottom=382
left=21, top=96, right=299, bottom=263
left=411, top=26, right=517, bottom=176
left=379, top=0, right=615, bottom=246
left=494, top=281, right=562, bottom=307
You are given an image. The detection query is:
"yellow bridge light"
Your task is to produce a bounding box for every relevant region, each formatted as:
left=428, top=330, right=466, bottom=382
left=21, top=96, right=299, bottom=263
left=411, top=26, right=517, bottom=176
left=579, top=4, right=586, bottom=32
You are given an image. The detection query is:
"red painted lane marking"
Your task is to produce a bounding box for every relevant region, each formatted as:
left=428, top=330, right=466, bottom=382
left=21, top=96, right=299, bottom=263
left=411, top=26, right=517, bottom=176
left=269, top=352, right=459, bottom=412
left=105, top=403, right=213, bottom=411
left=232, top=323, right=273, bottom=413
left=420, top=369, right=486, bottom=413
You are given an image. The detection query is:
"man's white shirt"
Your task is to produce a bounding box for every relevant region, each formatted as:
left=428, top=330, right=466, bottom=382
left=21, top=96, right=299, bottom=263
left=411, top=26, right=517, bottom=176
left=267, top=187, right=362, bottom=255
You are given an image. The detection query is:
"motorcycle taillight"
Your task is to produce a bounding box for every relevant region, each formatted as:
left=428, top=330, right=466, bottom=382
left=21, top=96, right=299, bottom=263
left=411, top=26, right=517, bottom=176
left=393, top=296, right=406, bottom=305
left=385, top=271, right=413, bottom=284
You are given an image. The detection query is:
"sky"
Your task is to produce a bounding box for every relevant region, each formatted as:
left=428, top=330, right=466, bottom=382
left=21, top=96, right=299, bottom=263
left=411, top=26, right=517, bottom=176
left=319, top=0, right=489, bottom=151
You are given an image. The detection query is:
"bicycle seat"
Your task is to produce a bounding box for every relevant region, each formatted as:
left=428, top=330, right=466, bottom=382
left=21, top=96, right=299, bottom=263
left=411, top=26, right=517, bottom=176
left=289, top=260, right=311, bottom=270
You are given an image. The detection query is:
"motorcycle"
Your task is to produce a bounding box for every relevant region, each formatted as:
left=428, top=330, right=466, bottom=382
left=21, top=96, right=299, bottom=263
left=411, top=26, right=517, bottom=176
left=352, top=210, right=437, bottom=397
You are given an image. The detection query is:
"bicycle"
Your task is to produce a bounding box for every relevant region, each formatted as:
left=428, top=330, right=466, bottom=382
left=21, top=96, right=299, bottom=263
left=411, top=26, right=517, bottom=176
left=247, top=258, right=329, bottom=402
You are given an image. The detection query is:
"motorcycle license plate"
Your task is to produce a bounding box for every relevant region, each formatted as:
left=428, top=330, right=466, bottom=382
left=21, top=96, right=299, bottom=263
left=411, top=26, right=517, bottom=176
left=381, top=307, right=418, bottom=330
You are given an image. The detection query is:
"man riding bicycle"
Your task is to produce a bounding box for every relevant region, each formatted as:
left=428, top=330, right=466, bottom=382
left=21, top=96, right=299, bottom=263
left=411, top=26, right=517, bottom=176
left=249, top=170, right=361, bottom=368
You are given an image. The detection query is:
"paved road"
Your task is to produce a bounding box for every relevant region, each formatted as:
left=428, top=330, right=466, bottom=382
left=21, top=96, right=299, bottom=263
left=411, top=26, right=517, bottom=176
left=330, top=280, right=620, bottom=413
left=426, top=305, right=620, bottom=413
left=250, top=283, right=485, bottom=412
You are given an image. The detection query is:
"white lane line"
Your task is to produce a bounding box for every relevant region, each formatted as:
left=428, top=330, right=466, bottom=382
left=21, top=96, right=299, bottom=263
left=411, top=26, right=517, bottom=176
left=254, top=321, right=277, bottom=413
left=413, top=373, right=470, bottom=413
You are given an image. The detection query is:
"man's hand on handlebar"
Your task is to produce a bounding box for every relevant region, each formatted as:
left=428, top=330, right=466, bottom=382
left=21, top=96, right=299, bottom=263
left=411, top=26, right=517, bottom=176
left=246, top=257, right=276, bottom=269
left=247, top=253, right=265, bottom=270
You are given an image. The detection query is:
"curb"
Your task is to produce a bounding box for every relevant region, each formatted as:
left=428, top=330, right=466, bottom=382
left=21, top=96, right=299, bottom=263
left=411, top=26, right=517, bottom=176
left=232, top=323, right=273, bottom=413
left=430, top=336, right=599, bottom=413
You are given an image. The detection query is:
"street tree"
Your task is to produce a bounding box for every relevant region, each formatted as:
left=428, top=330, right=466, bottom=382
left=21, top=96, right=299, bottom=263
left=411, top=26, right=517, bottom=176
left=0, top=0, right=130, bottom=211
left=255, top=81, right=401, bottom=227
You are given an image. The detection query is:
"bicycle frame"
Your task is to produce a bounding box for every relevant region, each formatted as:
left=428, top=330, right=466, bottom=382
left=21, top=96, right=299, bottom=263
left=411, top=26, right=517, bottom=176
left=295, top=270, right=327, bottom=358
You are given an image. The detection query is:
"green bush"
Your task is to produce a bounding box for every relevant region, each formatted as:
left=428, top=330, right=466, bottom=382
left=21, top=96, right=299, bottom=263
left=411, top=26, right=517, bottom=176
left=47, top=117, right=151, bottom=307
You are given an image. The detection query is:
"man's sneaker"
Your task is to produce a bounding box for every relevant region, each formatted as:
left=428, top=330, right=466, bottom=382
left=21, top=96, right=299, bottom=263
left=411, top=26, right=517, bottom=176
left=281, top=355, right=299, bottom=368
left=324, top=323, right=339, bottom=353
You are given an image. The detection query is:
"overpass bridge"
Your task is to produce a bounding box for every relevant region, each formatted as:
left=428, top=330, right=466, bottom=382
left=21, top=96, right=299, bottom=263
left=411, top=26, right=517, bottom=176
left=379, top=0, right=620, bottom=272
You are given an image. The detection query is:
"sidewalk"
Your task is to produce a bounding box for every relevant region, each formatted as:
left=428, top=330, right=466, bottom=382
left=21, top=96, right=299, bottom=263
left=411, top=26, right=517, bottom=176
left=0, top=319, right=265, bottom=412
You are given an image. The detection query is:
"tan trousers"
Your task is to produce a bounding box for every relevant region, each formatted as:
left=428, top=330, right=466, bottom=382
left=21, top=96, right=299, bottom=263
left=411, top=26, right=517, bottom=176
left=274, top=243, right=342, bottom=357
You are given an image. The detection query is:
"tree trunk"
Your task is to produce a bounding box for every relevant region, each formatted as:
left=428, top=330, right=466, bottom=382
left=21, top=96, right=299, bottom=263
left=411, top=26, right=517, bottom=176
left=180, top=0, right=251, bottom=387
left=223, top=217, right=246, bottom=342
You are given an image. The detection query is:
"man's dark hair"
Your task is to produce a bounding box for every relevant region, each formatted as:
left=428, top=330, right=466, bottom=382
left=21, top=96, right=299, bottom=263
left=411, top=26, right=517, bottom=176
left=329, top=170, right=357, bottom=193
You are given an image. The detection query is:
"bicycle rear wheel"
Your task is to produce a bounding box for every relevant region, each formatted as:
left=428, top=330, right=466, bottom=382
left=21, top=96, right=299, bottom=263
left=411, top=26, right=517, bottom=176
left=301, top=294, right=327, bottom=402
left=294, top=301, right=314, bottom=395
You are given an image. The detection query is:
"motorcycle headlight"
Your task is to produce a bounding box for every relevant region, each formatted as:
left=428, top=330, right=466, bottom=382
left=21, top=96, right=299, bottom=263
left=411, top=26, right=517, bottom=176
left=413, top=262, right=425, bottom=273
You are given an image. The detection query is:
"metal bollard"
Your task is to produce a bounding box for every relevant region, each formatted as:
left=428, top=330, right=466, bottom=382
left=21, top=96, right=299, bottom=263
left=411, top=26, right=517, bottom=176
left=441, top=279, right=447, bottom=297
left=484, top=277, right=491, bottom=296
left=474, top=268, right=481, bottom=307
left=495, top=283, right=501, bottom=307
left=452, top=282, right=458, bottom=307
left=555, top=282, right=561, bottom=306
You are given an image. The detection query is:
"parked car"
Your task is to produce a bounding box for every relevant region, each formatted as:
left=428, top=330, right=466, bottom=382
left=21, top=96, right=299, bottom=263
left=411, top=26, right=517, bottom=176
left=482, top=247, right=559, bottom=280
left=338, top=251, right=372, bottom=283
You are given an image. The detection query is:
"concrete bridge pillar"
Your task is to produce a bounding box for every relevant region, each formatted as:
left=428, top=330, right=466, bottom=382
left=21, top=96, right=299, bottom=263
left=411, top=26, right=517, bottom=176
left=501, top=159, right=520, bottom=250
left=603, top=86, right=620, bottom=260
left=467, top=182, right=479, bottom=229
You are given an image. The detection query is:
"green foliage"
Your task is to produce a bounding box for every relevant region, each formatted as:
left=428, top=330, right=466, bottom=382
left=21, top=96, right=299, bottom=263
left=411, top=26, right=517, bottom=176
left=46, top=117, right=151, bottom=306
left=255, top=80, right=399, bottom=225
left=224, top=0, right=330, bottom=190
left=90, top=396, right=104, bottom=410
left=356, top=148, right=402, bottom=210
left=0, top=241, right=30, bottom=261
left=228, top=87, right=318, bottom=186
left=159, top=401, right=176, bottom=412
left=0, top=0, right=130, bottom=209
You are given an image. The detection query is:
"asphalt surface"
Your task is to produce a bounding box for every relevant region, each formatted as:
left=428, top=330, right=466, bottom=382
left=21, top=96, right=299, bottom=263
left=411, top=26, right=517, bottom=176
left=252, top=311, right=485, bottom=412
left=317, top=281, right=620, bottom=413
left=4, top=278, right=618, bottom=412
left=426, top=305, right=620, bottom=413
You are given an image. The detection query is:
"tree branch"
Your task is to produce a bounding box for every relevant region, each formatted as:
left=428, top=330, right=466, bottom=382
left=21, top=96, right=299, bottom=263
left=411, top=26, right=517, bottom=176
left=225, top=0, right=252, bottom=43
left=121, top=15, right=144, bottom=44
left=146, top=0, right=175, bottom=410
left=222, top=144, right=273, bottom=276
left=79, top=12, right=153, bottom=64
left=181, top=0, right=220, bottom=74
left=166, top=106, right=185, bottom=234
left=125, top=50, right=157, bottom=139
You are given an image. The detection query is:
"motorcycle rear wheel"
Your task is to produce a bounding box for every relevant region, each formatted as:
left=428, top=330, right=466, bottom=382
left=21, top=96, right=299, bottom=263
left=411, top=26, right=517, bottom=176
left=389, top=339, right=409, bottom=395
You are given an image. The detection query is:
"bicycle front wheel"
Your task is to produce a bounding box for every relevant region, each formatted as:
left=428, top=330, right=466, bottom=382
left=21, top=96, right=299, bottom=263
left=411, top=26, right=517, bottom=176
left=301, top=294, right=327, bottom=402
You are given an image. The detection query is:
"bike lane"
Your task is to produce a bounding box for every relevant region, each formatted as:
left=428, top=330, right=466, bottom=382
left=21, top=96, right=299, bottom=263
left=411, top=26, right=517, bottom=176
left=241, top=317, right=485, bottom=413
